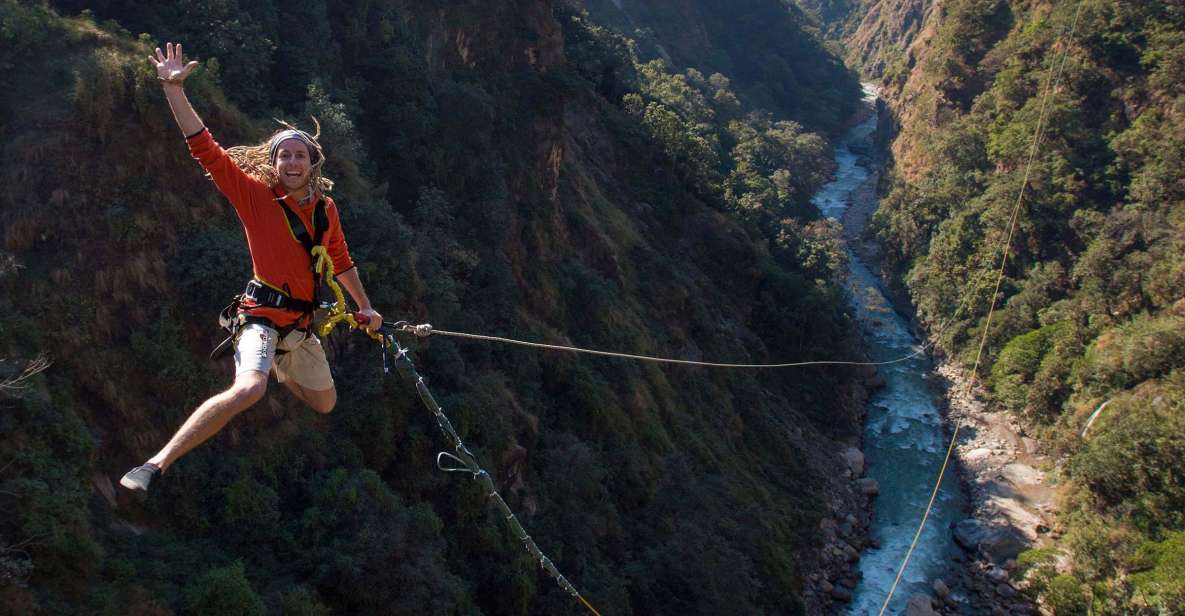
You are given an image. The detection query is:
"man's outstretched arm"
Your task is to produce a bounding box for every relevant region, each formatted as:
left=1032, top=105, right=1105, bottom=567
left=150, top=42, right=203, bottom=137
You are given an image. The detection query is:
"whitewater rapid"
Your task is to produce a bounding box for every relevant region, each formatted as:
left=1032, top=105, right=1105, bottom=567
left=813, top=86, right=967, bottom=615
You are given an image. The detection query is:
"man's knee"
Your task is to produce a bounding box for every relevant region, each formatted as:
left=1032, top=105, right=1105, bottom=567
left=231, top=372, right=268, bottom=406
left=309, top=388, right=336, bottom=414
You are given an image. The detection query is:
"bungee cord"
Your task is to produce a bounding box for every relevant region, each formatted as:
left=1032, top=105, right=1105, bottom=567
left=379, top=331, right=604, bottom=616
left=387, top=248, right=1009, bottom=371
left=313, top=257, right=603, bottom=616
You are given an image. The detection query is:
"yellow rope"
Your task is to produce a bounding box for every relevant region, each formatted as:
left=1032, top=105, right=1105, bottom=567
left=577, top=594, right=604, bottom=616
left=876, top=3, right=1084, bottom=612
left=311, top=246, right=382, bottom=341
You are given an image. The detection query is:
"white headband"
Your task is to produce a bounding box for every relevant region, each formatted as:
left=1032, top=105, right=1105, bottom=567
left=268, top=129, right=322, bottom=166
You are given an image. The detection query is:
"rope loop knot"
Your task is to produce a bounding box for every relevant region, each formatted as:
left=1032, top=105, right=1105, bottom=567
left=394, top=322, right=433, bottom=337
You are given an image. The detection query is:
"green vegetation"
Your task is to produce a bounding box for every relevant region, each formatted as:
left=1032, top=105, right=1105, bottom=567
left=564, top=4, right=847, bottom=281
left=865, top=0, right=1185, bottom=611
left=1130, top=531, right=1185, bottom=612
left=182, top=561, right=266, bottom=616
left=1, top=1, right=863, bottom=614
left=574, top=0, right=862, bottom=133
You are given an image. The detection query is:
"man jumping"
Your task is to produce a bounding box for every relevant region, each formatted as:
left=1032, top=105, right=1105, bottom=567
left=120, top=42, right=383, bottom=495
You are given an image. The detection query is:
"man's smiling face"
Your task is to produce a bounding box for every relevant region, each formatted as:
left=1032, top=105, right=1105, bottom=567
left=274, top=138, right=311, bottom=191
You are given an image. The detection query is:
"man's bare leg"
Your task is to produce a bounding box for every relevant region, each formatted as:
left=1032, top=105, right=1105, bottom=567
left=280, top=378, right=336, bottom=414
left=146, top=370, right=269, bottom=473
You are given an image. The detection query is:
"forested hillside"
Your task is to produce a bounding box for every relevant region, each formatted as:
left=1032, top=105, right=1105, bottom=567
left=840, top=0, right=1184, bottom=612
left=0, top=1, right=868, bottom=614
left=576, top=0, right=862, bottom=133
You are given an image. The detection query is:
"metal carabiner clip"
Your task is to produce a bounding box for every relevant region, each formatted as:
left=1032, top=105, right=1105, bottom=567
left=436, top=451, right=473, bottom=474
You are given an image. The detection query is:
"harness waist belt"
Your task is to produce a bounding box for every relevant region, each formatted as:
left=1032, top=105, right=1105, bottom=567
left=243, top=279, right=317, bottom=314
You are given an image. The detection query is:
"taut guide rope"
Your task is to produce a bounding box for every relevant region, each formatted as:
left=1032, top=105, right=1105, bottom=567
left=395, top=323, right=929, bottom=369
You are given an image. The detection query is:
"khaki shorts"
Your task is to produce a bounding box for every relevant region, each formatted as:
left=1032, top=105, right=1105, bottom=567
left=234, top=323, right=334, bottom=391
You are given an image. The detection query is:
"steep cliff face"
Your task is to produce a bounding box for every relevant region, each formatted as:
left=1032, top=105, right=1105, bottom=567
left=845, top=0, right=934, bottom=78
left=803, top=0, right=998, bottom=180
left=879, top=0, right=1014, bottom=181
left=1, top=1, right=866, bottom=614
left=398, top=0, right=565, bottom=74
left=396, top=0, right=572, bottom=228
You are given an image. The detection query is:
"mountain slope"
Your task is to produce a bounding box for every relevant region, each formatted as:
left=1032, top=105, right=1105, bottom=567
left=0, top=1, right=868, bottom=614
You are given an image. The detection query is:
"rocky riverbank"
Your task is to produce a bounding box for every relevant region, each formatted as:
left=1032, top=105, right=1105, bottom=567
left=801, top=363, right=888, bottom=614
left=802, top=415, right=886, bottom=612
left=931, top=360, right=1056, bottom=616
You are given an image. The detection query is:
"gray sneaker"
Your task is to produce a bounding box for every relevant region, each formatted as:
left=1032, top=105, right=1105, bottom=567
left=119, top=463, right=161, bottom=495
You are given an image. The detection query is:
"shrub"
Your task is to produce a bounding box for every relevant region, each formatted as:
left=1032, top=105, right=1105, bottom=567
left=1061, top=519, right=1139, bottom=580
left=297, top=469, right=469, bottom=613
left=992, top=324, right=1060, bottom=400
left=990, top=321, right=1074, bottom=421
left=636, top=100, right=721, bottom=189
left=0, top=0, right=59, bottom=74
left=221, top=475, right=280, bottom=531
left=182, top=561, right=265, bottom=616
left=1130, top=531, right=1185, bottom=615
left=278, top=586, right=333, bottom=616
left=1069, top=379, right=1185, bottom=533
left=1044, top=575, right=1089, bottom=616
left=1076, top=315, right=1185, bottom=394
left=1015, top=548, right=1059, bottom=598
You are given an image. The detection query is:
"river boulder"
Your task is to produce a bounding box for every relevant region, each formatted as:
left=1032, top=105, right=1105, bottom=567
left=905, top=595, right=939, bottom=616
left=842, top=447, right=865, bottom=476
left=953, top=518, right=1027, bottom=563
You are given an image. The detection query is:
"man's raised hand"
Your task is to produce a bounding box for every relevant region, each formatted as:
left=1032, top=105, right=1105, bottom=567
left=149, top=42, right=198, bottom=85
left=152, top=42, right=204, bottom=136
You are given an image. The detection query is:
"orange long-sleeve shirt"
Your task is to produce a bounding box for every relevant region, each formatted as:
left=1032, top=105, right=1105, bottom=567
left=187, top=128, right=354, bottom=328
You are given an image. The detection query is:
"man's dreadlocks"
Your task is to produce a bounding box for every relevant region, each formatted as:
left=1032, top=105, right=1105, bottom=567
left=225, top=117, right=333, bottom=200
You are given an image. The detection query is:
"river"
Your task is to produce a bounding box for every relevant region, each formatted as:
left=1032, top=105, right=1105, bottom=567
left=813, top=86, right=968, bottom=615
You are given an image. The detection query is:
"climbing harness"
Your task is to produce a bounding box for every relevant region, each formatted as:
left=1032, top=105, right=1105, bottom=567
left=241, top=279, right=320, bottom=314
left=210, top=194, right=333, bottom=359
